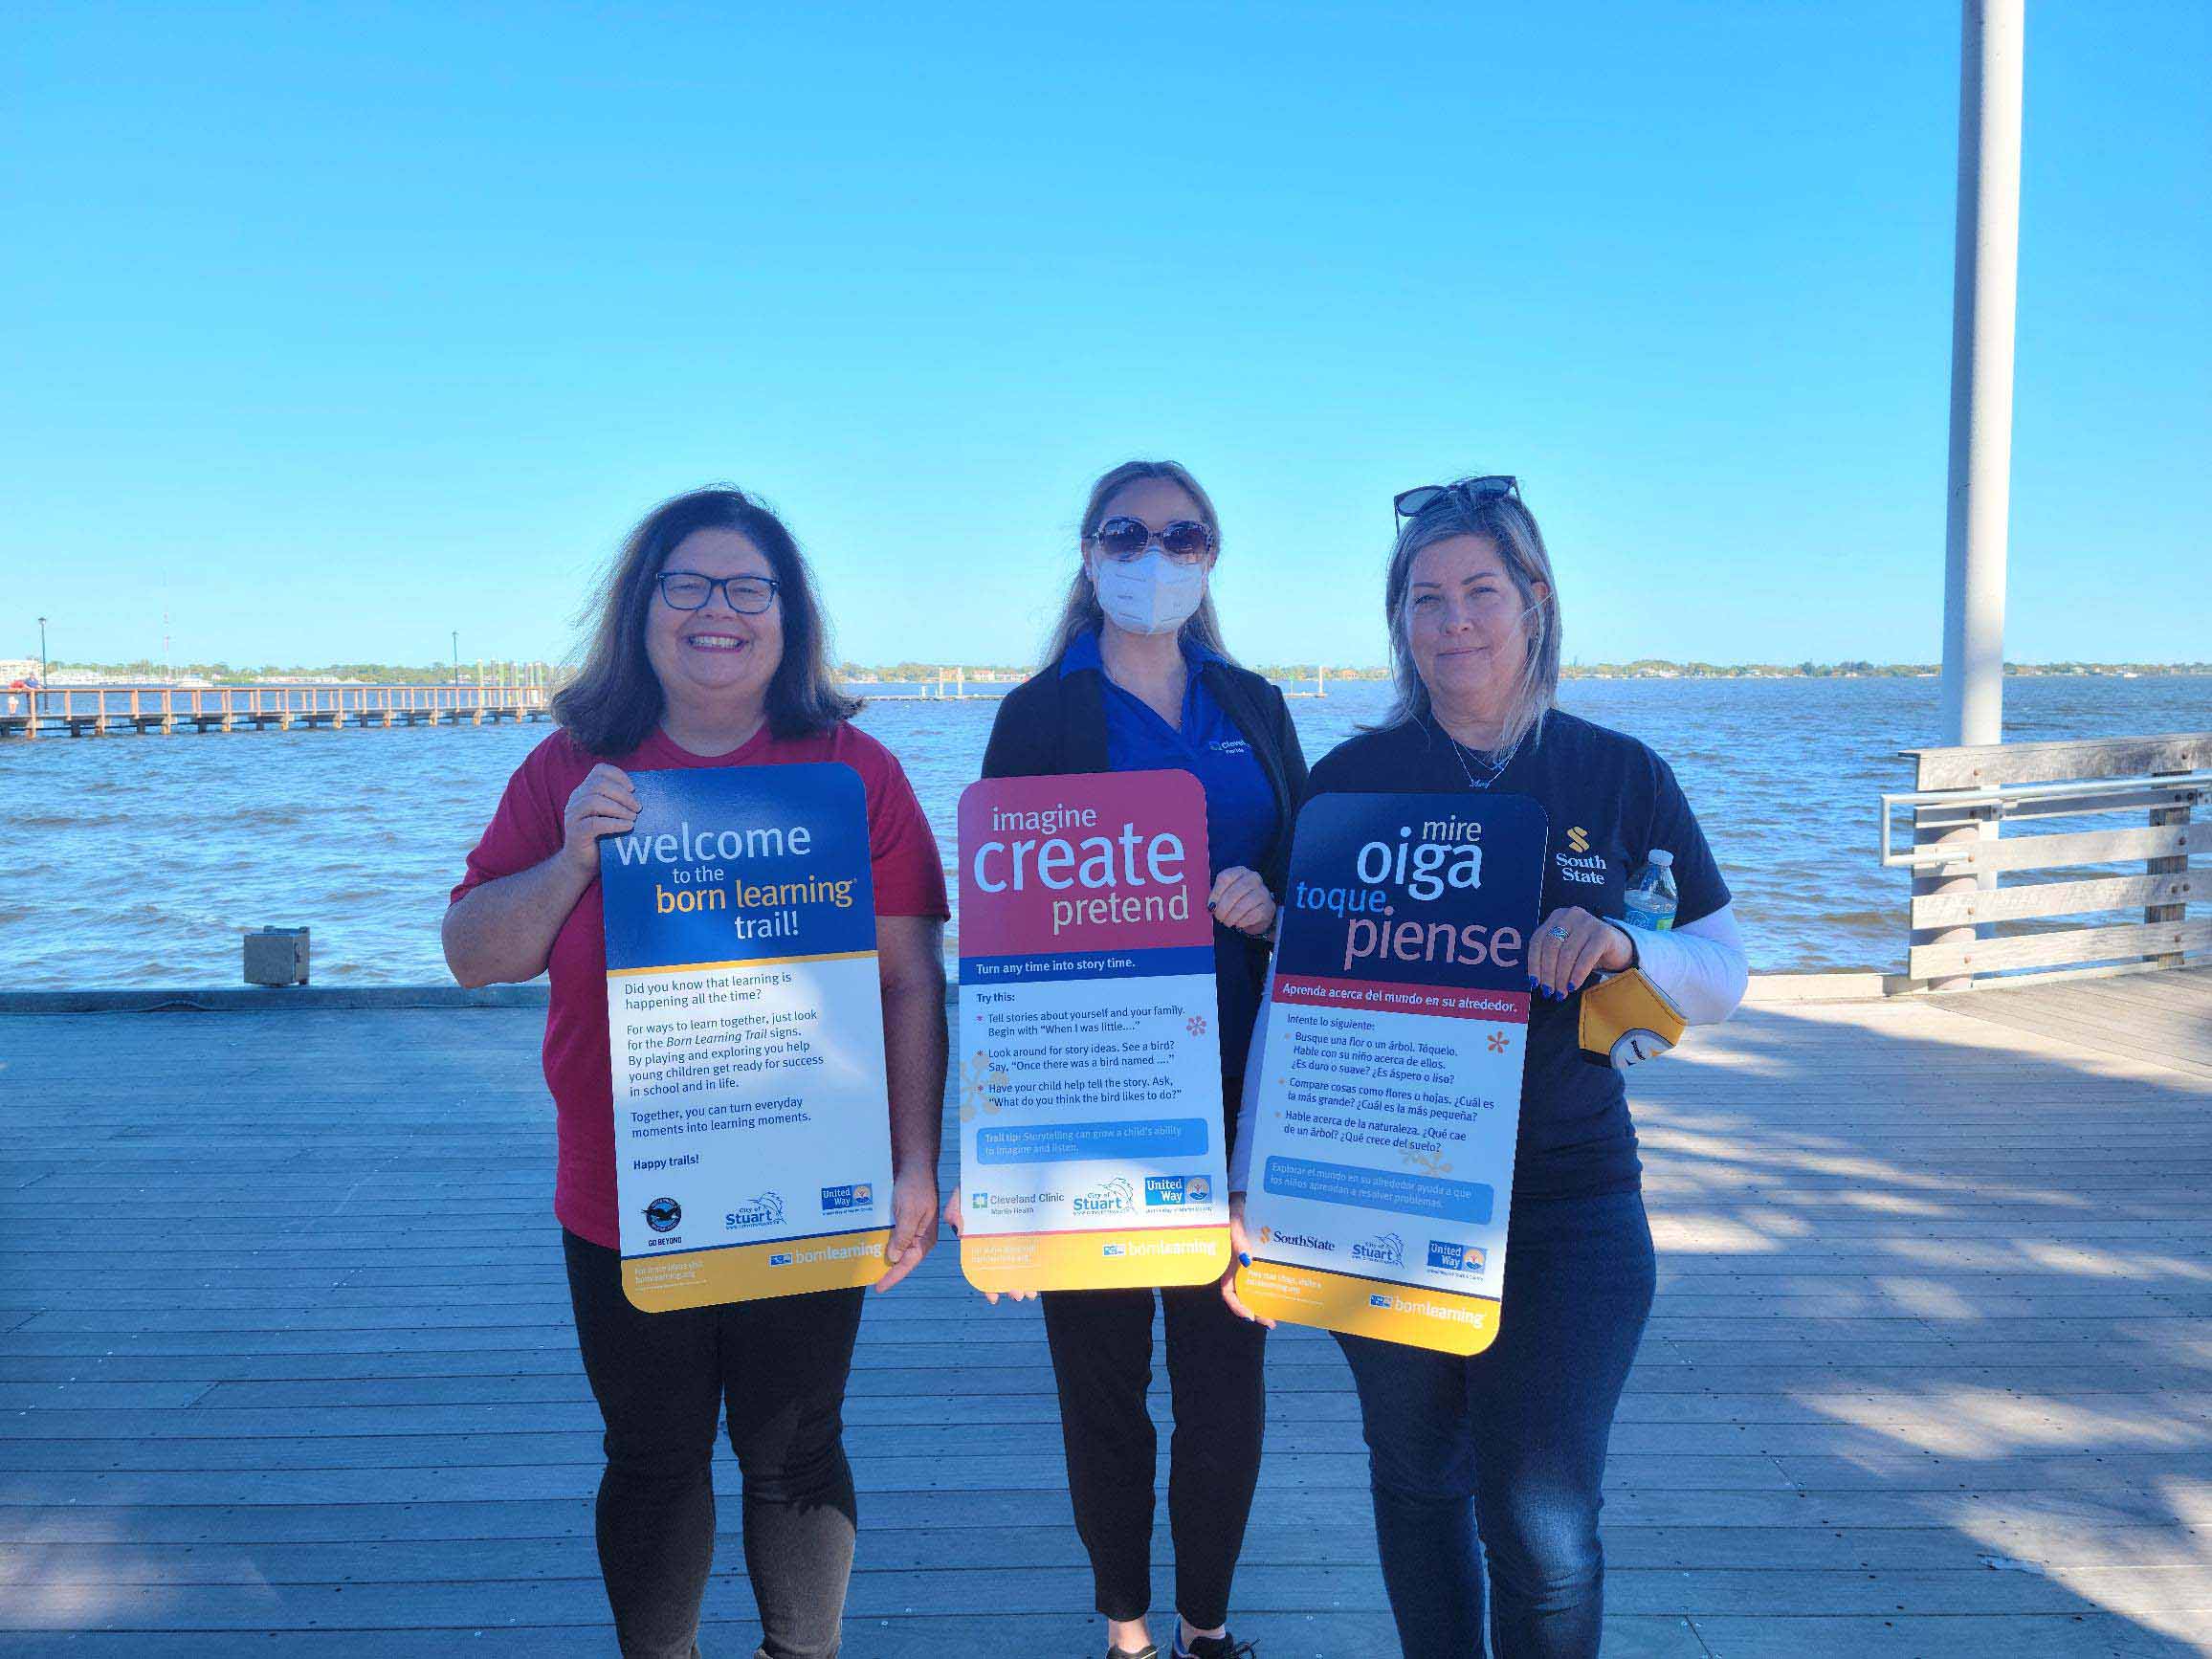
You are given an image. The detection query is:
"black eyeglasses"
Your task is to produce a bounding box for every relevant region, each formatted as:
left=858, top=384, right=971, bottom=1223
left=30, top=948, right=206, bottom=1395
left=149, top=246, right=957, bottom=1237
left=1393, top=476, right=1521, bottom=523
left=655, top=571, right=780, bottom=613
left=1089, top=516, right=1215, bottom=562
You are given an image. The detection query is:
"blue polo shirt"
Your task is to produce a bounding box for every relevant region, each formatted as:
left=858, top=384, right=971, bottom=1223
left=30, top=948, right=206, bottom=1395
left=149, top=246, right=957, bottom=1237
left=1060, top=630, right=1276, bottom=879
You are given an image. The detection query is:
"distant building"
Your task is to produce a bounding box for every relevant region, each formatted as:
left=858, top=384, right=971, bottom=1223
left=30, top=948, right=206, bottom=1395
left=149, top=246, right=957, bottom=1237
left=0, top=658, right=38, bottom=683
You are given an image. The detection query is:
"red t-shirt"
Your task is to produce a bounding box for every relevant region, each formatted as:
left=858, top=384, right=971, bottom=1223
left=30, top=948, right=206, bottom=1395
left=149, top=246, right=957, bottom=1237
left=451, top=721, right=948, bottom=1249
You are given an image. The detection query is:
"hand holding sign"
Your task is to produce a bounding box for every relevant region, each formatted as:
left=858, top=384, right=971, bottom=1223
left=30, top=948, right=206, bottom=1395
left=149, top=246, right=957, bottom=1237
left=1234, top=792, right=1547, bottom=1356
left=955, top=770, right=1233, bottom=1294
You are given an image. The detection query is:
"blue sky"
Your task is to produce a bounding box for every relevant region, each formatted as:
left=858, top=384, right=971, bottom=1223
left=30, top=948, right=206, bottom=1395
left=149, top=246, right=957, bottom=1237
left=4, top=2, right=2206, bottom=671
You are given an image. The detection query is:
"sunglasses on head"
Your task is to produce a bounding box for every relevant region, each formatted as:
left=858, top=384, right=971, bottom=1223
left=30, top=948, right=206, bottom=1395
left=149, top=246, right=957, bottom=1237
left=1393, top=476, right=1521, bottom=523
left=1089, top=515, right=1216, bottom=562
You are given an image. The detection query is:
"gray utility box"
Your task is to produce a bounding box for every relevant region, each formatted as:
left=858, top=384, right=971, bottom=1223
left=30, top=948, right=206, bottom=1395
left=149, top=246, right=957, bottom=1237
left=243, top=926, right=311, bottom=986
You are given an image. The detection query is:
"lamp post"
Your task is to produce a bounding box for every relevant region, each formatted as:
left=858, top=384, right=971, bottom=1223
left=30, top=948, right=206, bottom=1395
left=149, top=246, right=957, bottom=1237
left=1939, top=0, right=2024, bottom=749
left=36, top=615, right=48, bottom=715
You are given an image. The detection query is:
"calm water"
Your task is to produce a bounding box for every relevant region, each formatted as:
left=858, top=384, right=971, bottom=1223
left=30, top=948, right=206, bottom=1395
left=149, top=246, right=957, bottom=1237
left=3, top=676, right=2204, bottom=987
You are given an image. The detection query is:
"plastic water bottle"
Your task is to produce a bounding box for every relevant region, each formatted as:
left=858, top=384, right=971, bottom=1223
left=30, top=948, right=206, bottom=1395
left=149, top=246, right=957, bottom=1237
left=1623, top=850, right=1678, bottom=932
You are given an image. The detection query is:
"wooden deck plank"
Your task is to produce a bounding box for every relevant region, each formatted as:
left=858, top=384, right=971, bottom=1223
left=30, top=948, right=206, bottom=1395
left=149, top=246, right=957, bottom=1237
left=4, top=972, right=2210, bottom=1650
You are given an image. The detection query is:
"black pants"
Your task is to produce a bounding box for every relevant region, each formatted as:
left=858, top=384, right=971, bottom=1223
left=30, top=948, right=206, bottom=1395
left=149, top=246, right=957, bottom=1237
left=562, top=1229, right=864, bottom=1659
left=1040, top=1279, right=1269, bottom=1627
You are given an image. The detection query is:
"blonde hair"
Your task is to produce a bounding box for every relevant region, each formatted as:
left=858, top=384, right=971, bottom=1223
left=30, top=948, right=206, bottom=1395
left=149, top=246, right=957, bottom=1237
left=1040, top=459, right=1237, bottom=668
left=1379, top=486, right=1561, bottom=754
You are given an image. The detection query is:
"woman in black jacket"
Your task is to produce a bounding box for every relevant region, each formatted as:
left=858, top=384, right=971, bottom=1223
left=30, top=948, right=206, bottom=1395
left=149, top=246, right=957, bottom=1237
left=950, top=459, right=1305, bottom=1659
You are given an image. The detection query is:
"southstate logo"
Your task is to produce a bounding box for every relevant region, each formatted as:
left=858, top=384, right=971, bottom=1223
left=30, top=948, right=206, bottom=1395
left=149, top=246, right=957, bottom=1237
left=1566, top=825, right=1591, bottom=854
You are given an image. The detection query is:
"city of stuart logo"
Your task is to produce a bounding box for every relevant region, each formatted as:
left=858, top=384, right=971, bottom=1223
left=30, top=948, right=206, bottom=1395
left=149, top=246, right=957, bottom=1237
left=1073, top=1177, right=1136, bottom=1215
left=724, top=1192, right=786, bottom=1230
left=644, top=1197, right=682, bottom=1233
left=1354, top=1231, right=1405, bottom=1267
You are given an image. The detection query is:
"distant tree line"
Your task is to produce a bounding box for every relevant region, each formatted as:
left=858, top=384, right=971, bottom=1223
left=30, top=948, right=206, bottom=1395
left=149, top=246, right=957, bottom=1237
left=50, top=655, right=2212, bottom=685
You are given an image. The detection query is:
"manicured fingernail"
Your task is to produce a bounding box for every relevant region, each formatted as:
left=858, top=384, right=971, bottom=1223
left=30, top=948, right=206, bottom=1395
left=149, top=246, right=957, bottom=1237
left=1238, top=1252, right=1251, bottom=1266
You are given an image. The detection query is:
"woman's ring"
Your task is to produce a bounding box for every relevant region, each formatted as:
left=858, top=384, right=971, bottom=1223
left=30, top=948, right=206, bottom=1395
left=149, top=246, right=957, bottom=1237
left=1548, top=924, right=1570, bottom=940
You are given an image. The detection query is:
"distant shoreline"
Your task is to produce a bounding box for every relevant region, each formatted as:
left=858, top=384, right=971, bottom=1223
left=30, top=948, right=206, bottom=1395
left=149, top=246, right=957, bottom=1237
left=25, top=657, right=2212, bottom=689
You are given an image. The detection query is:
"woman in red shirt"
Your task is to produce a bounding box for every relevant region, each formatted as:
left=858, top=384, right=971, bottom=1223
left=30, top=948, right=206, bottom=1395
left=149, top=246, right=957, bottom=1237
left=444, top=486, right=949, bottom=1659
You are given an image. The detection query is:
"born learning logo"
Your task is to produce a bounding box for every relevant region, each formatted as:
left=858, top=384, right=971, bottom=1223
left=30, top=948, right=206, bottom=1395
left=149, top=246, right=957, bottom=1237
left=724, top=1191, right=787, bottom=1230
left=1073, top=1177, right=1136, bottom=1215
left=1354, top=1231, right=1405, bottom=1267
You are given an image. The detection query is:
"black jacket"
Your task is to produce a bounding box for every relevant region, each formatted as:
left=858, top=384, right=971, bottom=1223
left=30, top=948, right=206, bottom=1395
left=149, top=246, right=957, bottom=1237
left=980, top=644, right=1310, bottom=1093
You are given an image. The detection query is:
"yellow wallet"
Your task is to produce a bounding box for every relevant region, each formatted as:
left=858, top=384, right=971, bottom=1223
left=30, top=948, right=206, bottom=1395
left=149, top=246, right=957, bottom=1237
left=1578, top=967, right=1686, bottom=1070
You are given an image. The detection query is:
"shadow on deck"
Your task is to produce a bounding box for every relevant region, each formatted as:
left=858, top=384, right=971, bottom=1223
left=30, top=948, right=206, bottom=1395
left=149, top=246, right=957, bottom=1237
left=1, top=967, right=2208, bottom=1656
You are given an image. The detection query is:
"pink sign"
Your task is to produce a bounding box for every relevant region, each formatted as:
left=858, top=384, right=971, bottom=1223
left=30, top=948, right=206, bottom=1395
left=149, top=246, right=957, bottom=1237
left=958, top=770, right=1213, bottom=967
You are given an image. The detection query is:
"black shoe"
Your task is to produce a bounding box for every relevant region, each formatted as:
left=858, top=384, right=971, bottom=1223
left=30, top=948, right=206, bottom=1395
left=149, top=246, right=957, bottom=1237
left=1175, top=1636, right=1255, bottom=1659
left=1107, top=1646, right=1160, bottom=1659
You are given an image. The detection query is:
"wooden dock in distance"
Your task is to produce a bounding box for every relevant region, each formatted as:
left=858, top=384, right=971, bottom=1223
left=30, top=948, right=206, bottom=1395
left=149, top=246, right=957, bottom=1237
left=3, top=969, right=2210, bottom=1654
left=0, top=683, right=555, bottom=741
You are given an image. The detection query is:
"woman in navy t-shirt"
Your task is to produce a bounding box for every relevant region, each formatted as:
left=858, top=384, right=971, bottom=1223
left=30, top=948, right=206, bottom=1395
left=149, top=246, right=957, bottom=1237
left=949, top=460, right=1306, bottom=1659
left=1231, top=476, right=1747, bottom=1658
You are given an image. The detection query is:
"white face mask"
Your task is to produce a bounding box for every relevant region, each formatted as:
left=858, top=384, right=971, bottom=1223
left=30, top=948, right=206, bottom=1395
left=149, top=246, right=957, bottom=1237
left=1091, top=549, right=1208, bottom=636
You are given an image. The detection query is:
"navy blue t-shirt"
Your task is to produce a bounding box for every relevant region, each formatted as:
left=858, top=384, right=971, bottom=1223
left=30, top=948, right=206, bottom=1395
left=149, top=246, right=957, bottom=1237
left=1063, top=630, right=1280, bottom=1084
left=1303, top=709, right=1730, bottom=1199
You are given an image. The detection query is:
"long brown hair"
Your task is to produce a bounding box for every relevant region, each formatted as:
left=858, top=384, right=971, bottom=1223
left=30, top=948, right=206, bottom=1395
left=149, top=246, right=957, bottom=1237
left=555, top=486, right=858, bottom=757
left=1041, top=459, right=1237, bottom=667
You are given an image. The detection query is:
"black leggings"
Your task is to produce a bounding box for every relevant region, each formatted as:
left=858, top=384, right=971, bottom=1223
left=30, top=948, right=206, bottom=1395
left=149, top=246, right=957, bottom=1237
left=1040, top=1279, right=1269, bottom=1628
left=562, top=1229, right=864, bottom=1659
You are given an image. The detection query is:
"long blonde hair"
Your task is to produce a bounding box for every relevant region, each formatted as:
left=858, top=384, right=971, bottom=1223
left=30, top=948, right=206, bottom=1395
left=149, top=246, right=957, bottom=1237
left=1040, top=459, right=1237, bottom=668
left=1379, top=485, right=1561, bottom=754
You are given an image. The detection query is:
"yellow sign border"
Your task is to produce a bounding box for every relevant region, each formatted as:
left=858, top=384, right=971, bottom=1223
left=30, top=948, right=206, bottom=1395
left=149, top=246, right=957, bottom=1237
left=1234, top=1256, right=1500, bottom=1356
left=962, top=1225, right=1232, bottom=1293
left=622, top=1228, right=891, bottom=1313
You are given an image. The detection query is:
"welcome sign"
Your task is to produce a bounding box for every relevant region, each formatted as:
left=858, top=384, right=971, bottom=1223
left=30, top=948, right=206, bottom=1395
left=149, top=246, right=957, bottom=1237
left=955, top=770, right=1232, bottom=1293
left=600, top=763, right=892, bottom=1312
left=1235, top=792, right=1546, bottom=1355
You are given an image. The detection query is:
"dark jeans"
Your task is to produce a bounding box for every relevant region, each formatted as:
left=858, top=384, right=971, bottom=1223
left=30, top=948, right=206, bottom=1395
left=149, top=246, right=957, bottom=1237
left=1336, top=1190, right=1657, bottom=1658
left=1040, top=1279, right=1269, bottom=1628
left=562, top=1229, right=865, bottom=1659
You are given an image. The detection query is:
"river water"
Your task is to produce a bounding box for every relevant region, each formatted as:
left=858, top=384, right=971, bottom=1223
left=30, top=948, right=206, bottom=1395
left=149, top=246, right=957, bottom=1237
left=3, top=675, right=2203, bottom=987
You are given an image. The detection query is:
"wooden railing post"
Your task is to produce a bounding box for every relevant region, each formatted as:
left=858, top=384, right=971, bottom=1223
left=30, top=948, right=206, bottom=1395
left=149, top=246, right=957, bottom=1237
left=2148, top=767, right=2193, bottom=969
left=1911, top=796, right=1982, bottom=992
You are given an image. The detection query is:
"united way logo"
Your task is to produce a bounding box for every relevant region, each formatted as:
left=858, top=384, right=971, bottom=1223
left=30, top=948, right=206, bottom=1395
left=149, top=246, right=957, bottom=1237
left=1144, top=1175, right=1211, bottom=1208
left=1354, top=1232, right=1405, bottom=1267
left=725, top=1192, right=786, bottom=1230
left=1427, top=1240, right=1487, bottom=1274
left=1073, top=1177, right=1135, bottom=1215
left=820, top=1183, right=874, bottom=1215
left=643, top=1197, right=681, bottom=1233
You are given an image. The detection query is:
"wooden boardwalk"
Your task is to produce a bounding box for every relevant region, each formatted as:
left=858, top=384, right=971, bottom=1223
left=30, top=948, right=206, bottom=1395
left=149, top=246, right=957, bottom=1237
left=3, top=970, right=2210, bottom=1656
